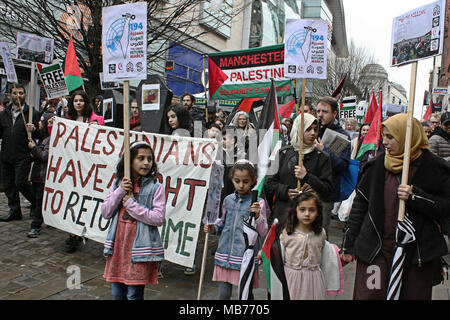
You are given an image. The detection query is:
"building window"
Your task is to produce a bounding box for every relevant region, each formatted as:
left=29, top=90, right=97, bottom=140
left=200, top=0, right=233, bottom=39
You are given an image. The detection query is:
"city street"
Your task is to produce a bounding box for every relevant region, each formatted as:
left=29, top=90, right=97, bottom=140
left=0, top=193, right=448, bottom=301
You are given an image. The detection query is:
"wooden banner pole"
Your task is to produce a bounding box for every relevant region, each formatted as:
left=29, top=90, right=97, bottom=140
left=197, top=232, right=209, bottom=300
left=398, top=61, right=417, bottom=222
left=123, top=80, right=131, bottom=180
left=297, top=78, right=306, bottom=190
left=29, top=62, right=36, bottom=123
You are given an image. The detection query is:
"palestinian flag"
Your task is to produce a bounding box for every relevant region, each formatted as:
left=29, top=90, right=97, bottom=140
left=255, top=80, right=282, bottom=196
left=64, top=38, right=84, bottom=93
left=423, top=98, right=433, bottom=121
left=332, top=74, right=347, bottom=99
left=208, top=44, right=292, bottom=100
left=261, top=220, right=290, bottom=300
left=364, top=91, right=378, bottom=123
left=225, top=98, right=262, bottom=127
left=356, top=99, right=382, bottom=161
left=279, top=99, right=295, bottom=119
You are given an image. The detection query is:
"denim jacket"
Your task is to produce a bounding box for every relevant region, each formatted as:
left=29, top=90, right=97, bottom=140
left=214, top=192, right=268, bottom=270
left=102, top=177, right=165, bottom=263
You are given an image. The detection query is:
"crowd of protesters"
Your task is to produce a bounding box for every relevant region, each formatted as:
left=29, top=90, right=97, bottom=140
left=0, top=84, right=448, bottom=300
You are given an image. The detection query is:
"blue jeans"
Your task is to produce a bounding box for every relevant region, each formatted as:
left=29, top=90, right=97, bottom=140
left=110, top=282, right=145, bottom=300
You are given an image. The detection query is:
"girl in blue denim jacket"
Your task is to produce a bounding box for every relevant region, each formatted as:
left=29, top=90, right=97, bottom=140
left=102, top=141, right=166, bottom=300
left=204, top=160, right=268, bottom=299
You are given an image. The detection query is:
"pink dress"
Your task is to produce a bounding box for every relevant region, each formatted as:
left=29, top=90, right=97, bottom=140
left=280, top=228, right=327, bottom=300
left=103, top=179, right=164, bottom=285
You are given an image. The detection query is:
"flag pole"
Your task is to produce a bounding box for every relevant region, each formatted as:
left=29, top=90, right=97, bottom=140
left=203, top=55, right=209, bottom=123
left=398, top=61, right=417, bottom=222
left=29, top=62, right=36, bottom=123
left=123, top=80, right=131, bottom=180
left=297, top=78, right=306, bottom=190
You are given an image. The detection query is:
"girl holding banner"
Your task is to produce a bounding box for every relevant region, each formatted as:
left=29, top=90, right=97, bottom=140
left=341, top=114, right=450, bottom=299
left=101, top=141, right=166, bottom=300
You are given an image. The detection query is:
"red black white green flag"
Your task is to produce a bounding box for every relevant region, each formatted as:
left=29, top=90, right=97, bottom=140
left=255, top=80, right=282, bottom=196
left=261, top=220, right=290, bottom=300
left=356, top=98, right=382, bottom=161
left=208, top=44, right=292, bottom=100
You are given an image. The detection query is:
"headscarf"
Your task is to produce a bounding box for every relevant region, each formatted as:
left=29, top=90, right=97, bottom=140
left=382, top=113, right=429, bottom=174
left=290, top=113, right=318, bottom=155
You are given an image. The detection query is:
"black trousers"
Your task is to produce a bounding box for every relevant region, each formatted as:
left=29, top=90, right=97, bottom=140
left=1, top=159, right=35, bottom=216
left=30, top=182, right=44, bottom=229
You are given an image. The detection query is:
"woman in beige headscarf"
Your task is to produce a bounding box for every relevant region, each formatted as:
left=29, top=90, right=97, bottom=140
left=265, top=113, right=333, bottom=227
left=341, top=113, right=450, bottom=300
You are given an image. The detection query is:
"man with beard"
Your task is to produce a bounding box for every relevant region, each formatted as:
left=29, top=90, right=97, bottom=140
left=0, top=84, right=40, bottom=222
left=315, top=96, right=351, bottom=236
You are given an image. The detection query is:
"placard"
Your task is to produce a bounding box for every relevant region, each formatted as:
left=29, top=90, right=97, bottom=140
left=102, top=2, right=148, bottom=81
left=142, top=83, right=160, bottom=111
left=390, top=0, right=445, bottom=66
left=284, top=19, right=328, bottom=79
left=0, top=42, right=18, bottom=83
left=16, top=32, right=54, bottom=64
left=38, top=63, right=69, bottom=99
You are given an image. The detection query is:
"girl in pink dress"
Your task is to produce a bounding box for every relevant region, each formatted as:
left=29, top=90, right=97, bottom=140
left=101, top=141, right=166, bottom=300
left=280, top=192, right=327, bottom=300
left=204, top=160, right=268, bottom=300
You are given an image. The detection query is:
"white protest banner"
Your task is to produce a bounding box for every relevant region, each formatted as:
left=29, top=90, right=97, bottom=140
left=43, top=118, right=218, bottom=267
left=284, top=19, right=328, bottom=79
left=102, top=2, right=147, bottom=81
left=16, top=32, right=54, bottom=64
left=38, top=63, right=69, bottom=99
left=0, top=42, right=18, bottom=83
left=390, top=0, right=445, bottom=66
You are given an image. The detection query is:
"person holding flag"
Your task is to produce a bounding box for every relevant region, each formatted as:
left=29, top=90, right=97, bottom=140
left=204, top=161, right=268, bottom=300
left=340, top=114, right=450, bottom=299
left=265, top=113, right=332, bottom=227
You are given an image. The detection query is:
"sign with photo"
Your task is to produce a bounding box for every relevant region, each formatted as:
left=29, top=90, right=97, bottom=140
left=284, top=19, right=328, bottom=80
left=16, top=32, right=54, bottom=64
left=103, top=97, right=114, bottom=123
left=99, top=72, right=120, bottom=90
left=390, top=0, right=445, bottom=66
left=102, top=2, right=148, bottom=81
left=141, top=83, right=160, bottom=111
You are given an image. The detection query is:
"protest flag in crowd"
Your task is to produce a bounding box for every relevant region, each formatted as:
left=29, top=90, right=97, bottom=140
left=255, top=80, right=282, bottom=196
left=364, top=91, right=378, bottom=123
left=237, top=98, right=262, bottom=114
left=226, top=98, right=261, bottom=126
left=356, top=98, right=382, bottom=161
left=64, top=38, right=84, bottom=93
left=332, top=74, right=347, bottom=99
left=279, top=99, right=295, bottom=119
left=423, top=98, right=433, bottom=121
left=261, top=220, right=290, bottom=300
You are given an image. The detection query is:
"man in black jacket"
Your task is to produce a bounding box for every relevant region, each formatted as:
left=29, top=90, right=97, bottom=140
left=0, top=85, right=40, bottom=221
left=315, top=96, right=351, bottom=235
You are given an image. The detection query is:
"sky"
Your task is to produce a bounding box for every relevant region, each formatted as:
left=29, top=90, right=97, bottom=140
left=343, top=0, right=441, bottom=120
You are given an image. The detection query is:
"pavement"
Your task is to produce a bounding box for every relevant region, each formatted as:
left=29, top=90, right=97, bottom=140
left=0, top=192, right=448, bottom=301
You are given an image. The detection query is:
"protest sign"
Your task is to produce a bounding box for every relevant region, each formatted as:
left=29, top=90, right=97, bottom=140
left=38, top=63, right=69, bottom=99
left=16, top=32, right=54, bottom=64
left=102, top=2, right=147, bottom=81
left=142, top=83, right=160, bottom=111
left=0, top=42, right=18, bottom=83
left=208, top=44, right=292, bottom=100
left=284, top=19, right=328, bottom=80
left=43, top=118, right=218, bottom=267
left=390, top=0, right=445, bottom=66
